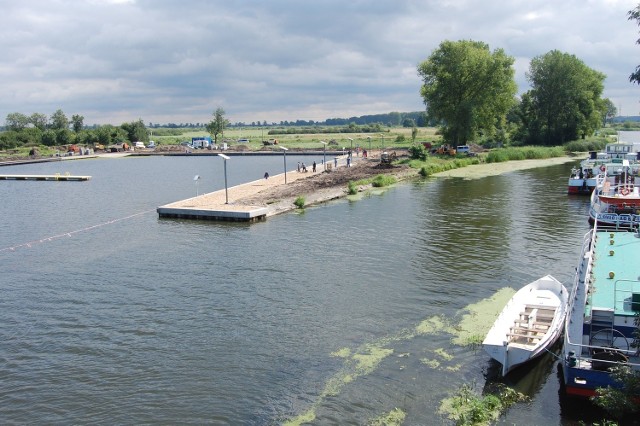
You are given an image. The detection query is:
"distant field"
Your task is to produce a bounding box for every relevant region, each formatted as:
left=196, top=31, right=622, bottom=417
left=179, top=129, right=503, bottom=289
left=153, top=127, right=441, bottom=150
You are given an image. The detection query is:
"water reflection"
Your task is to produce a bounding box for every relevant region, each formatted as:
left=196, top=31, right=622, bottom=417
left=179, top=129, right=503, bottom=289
left=0, top=158, right=595, bottom=424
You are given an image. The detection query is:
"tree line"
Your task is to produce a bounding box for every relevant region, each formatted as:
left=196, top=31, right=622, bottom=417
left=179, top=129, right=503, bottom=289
left=0, top=109, right=150, bottom=150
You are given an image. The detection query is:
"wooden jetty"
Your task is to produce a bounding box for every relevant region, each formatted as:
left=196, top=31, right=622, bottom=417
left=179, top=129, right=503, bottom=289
left=0, top=173, right=91, bottom=181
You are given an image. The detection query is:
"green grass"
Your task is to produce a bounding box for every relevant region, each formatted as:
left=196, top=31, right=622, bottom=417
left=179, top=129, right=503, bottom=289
left=371, top=174, right=397, bottom=187
left=485, top=146, right=565, bottom=163
left=349, top=174, right=397, bottom=190
left=413, top=156, right=482, bottom=177
left=152, top=126, right=442, bottom=151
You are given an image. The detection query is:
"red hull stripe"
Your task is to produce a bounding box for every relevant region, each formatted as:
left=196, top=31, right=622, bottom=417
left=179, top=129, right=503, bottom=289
left=565, top=386, right=596, bottom=397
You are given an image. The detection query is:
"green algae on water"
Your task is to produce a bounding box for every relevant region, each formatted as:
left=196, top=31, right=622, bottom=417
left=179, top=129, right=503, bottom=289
left=353, top=346, right=394, bottom=374
left=331, top=347, right=351, bottom=358
left=420, top=357, right=441, bottom=369
left=368, top=407, right=406, bottom=426
left=283, top=408, right=315, bottom=426
left=415, top=315, right=449, bottom=335
left=434, top=347, right=453, bottom=361
left=451, top=287, right=515, bottom=346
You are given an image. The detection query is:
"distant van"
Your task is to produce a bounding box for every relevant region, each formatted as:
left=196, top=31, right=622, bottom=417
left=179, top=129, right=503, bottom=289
left=456, top=145, right=470, bottom=154
left=147, top=141, right=156, bottom=149
left=237, top=138, right=249, bottom=144
left=134, top=141, right=146, bottom=148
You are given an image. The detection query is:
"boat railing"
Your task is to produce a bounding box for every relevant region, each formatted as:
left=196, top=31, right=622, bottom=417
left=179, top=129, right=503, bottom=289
left=614, top=279, right=640, bottom=314
left=564, top=340, right=640, bottom=371
left=566, top=229, right=594, bottom=317
left=564, top=225, right=640, bottom=370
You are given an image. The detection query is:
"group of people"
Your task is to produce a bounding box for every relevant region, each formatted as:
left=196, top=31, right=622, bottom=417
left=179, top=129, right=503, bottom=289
left=265, top=153, right=360, bottom=180
left=297, top=161, right=317, bottom=173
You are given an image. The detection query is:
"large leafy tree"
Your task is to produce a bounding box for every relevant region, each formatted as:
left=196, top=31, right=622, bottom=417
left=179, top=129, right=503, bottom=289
left=50, top=109, right=69, bottom=130
left=522, top=50, right=605, bottom=145
left=5, top=112, right=30, bottom=132
left=30, top=113, right=48, bottom=131
left=71, top=114, right=84, bottom=133
left=120, top=119, right=149, bottom=143
left=206, top=107, right=228, bottom=144
left=418, top=40, right=517, bottom=145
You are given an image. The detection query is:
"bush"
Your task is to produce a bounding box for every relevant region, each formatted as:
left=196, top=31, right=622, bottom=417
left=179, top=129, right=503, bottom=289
left=371, top=174, right=397, bottom=187
left=294, top=196, right=305, bottom=209
left=565, top=138, right=608, bottom=153
left=409, top=144, right=427, bottom=160
left=347, top=181, right=358, bottom=195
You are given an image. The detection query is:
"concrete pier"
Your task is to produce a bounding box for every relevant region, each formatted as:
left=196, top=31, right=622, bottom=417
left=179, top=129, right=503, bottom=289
left=156, top=165, right=324, bottom=222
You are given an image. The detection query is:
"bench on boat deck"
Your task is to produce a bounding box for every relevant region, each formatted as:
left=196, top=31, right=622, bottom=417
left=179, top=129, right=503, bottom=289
left=513, top=319, right=550, bottom=329
left=519, top=305, right=556, bottom=322
left=508, top=332, right=542, bottom=340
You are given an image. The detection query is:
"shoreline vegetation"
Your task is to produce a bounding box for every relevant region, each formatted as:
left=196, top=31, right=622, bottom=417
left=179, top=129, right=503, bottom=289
left=232, top=146, right=578, bottom=216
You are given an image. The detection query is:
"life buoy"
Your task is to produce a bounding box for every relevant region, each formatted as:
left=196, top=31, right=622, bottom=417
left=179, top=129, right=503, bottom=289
left=621, top=188, right=630, bottom=196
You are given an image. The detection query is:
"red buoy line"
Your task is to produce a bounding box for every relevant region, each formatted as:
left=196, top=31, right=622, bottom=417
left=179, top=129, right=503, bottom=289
left=0, top=209, right=156, bottom=253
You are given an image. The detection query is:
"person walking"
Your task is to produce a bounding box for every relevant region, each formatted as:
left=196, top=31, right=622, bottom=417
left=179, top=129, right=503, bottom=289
left=334, top=157, right=338, bottom=168
left=264, top=172, right=269, bottom=179
left=297, top=162, right=301, bottom=172
left=312, top=161, right=316, bottom=172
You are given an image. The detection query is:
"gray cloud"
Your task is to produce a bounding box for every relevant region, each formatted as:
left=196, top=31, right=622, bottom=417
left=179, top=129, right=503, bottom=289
left=0, top=0, right=638, bottom=125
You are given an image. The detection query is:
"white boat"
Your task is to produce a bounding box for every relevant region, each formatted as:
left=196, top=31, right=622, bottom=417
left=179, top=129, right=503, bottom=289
left=568, top=132, right=640, bottom=195
left=588, top=160, right=640, bottom=227
left=483, top=275, right=568, bottom=376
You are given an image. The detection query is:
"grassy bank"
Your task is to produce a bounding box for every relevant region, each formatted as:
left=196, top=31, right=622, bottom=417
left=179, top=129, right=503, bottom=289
left=412, top=145, right=568, bottom=177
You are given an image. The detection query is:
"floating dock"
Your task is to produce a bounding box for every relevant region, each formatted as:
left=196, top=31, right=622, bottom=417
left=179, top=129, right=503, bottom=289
left=157, top=163, right=334, bottom=222
left=0, top=173, right=91, bottom=181
left=157, top=180, right=273, bottom=222
left=157, top=199, right=268, bottom=222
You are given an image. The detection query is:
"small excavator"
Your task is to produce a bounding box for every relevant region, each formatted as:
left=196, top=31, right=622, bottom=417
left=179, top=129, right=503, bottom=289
left=435, top=144, right=456, bottom=156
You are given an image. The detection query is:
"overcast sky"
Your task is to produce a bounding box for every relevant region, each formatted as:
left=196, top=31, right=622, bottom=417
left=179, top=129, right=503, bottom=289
left=1, top=0, right=639, bottom=126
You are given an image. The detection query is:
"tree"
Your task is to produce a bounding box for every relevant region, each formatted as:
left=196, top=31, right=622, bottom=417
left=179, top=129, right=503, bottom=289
left=120, top=119, right=149, bottom=143
left=30, top=113, right=48, bottom=131
left=41, top=130, right=57, bottom=146
left=71, top=114, right=84, bottom=133
left=522, top=50, right=605, bottom=145
left=5, top=112, right=30, bottom=132
left=402, top=117, right=416, bottom=128
left=629, top=4, right=640, bottom=84
left=50, top=109, right=69, bottom=130
left=206, top=107, right=228, bottom=144
left=418, top=40, right=517, bottom=145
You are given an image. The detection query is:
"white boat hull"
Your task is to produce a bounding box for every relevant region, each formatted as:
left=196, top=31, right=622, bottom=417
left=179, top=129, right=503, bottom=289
left=483, top=275, right=568, bottom=376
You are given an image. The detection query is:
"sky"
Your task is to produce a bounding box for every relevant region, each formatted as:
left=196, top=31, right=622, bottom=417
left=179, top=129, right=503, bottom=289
left=1, top=0, right=639, bottom=126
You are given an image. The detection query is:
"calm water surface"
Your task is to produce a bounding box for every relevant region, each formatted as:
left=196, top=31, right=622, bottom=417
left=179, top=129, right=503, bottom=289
left=0, top=156, right=591, bottom=424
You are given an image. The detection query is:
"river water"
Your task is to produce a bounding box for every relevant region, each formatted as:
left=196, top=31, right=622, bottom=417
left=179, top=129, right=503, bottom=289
left=0, top=155, right=592, bottom=425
